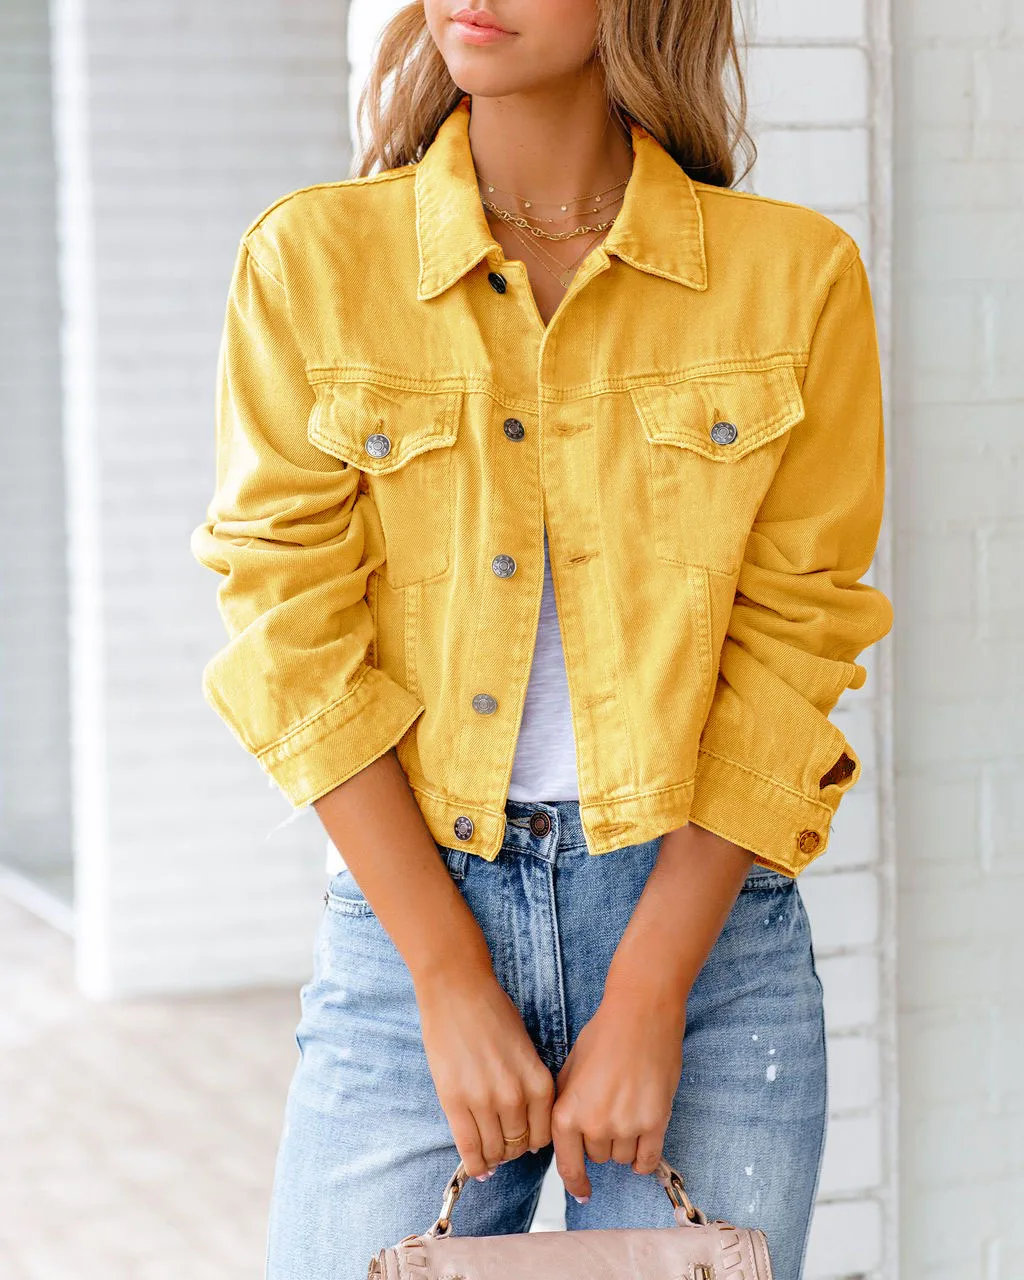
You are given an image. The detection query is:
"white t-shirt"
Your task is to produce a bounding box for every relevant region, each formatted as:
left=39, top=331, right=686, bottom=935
left=324, top=523, right=577, bottom=873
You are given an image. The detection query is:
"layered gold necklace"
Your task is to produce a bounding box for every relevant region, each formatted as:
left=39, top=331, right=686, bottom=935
left=475, top=169, right=629, bottom=289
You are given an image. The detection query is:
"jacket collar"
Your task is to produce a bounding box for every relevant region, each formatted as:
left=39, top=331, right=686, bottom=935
left=414, top=94, right=707, bottom=301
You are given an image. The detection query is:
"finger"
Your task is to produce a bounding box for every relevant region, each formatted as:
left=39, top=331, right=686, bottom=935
left=583, top=1133, right=612, bottom=1166
left=632, top=1129, right=665, bottom=1175
left=552, top=1106, right=591, bottom=1201
left=448, top=1106, right=491, bottom=1181
left=610, top=1134, right=639, bottom=1167
left=525, top=1067, right=555, bottom=1152
left=473, top=1103, right=508, bottom=1172
left=495, top=1097, right=532, bottom=1163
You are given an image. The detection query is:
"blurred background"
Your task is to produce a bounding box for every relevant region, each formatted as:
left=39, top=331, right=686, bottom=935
left=1, top=1, right=1020, bottom=1277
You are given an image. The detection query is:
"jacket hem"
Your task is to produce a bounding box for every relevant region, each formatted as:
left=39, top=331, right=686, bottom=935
left=409, top=779, right=701, bottom=862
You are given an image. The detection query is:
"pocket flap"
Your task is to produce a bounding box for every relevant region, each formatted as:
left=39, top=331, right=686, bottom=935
left=307, top=379, right=462, bottom=473
left=630, top=362, right=805, bottom=461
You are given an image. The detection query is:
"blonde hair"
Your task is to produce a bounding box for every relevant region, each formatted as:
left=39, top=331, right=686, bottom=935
left=350, top=1, right=754, bottom=187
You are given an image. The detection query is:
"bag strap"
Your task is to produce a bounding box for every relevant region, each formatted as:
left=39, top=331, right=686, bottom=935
left=424, top=1155, right=709, bottom=1238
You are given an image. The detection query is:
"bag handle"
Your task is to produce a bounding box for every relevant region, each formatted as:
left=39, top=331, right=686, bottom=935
left=424, top=1155, right=709, bottom=1238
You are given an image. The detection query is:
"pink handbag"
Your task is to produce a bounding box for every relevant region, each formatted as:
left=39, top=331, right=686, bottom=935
left=367, top=1155, right=774, bottom=1279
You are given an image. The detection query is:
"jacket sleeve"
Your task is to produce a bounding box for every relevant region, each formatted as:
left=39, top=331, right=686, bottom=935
left=686, top=245, right=894, bottom=876
left=189, top=231, right=425, bottom=806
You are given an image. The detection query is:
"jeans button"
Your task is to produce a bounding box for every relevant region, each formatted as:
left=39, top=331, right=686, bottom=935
left=529, top=811, right=551, bottom=837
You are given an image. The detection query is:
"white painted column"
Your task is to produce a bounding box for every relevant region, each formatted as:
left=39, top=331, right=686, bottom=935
left=0, top=0, right=73, bottom=899
left=49, top=0, right=352, bottom=997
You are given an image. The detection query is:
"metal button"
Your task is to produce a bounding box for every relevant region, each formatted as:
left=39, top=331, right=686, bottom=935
left=491, top=553, right=517, bottom=578
left=797, top=829, right=821, bottom=856
left=709, top=421, right=738, bottom=446
left=529, top=811, right=551, bottom=837
left=487, top=271, right=508, bottom=294
left=364, top=432, right=392, bottom=458
left=453, top=815, right=474, bottom=841
left=503, top=417, right=525, bottom=441
left=471, top=693, right=498, bottom=715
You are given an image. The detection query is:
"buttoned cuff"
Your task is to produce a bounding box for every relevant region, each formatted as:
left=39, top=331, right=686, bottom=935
left=247, top=665, right=426, bottom=808
left=686, top=747, right=852, bottom=877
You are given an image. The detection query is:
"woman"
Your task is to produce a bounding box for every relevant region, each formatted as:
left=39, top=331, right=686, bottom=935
left=190, top=3, right=893, bottom=1278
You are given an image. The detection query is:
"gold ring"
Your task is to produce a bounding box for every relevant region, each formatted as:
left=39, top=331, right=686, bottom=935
left=501, top=1128, right=530, bottom=1146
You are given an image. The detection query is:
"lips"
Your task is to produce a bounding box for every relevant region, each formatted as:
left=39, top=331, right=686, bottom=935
left=451, top=8, right=511, bottom=33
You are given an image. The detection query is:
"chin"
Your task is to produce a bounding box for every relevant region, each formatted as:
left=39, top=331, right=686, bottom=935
left=442, top=61, right=535, bottom=101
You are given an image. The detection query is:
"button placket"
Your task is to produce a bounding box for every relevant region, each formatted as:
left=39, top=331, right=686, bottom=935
left=469, top=314, right=522, bottom=840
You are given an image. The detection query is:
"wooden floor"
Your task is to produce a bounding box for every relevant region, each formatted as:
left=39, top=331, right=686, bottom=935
left=0, top=893, right=566, bottom=1279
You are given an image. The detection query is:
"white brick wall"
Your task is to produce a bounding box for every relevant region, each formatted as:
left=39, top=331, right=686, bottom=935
left=744, top=3, right=897, bottom=1275
left=893, top=3, right=1024, bottom=1277
left=48, top=0, right=352, bottom=997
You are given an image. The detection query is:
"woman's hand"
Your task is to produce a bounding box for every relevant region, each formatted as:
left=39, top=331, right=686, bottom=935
left=416, top=967, right=556, bottom=1181
left=551, top=986, right=686, bottom=1202
left=550, top=821, right=755, bottom=1202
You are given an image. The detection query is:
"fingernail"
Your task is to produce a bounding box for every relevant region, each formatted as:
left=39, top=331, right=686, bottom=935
left=573, top=1193, right=590, bottom=1204
left=476, top=1172, right=496, bottom=1181
left=529, top=1146, right=539, bottom=1154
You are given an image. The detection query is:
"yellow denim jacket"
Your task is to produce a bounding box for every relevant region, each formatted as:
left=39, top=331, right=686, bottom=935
left=190, top=94, right=893, bottom=877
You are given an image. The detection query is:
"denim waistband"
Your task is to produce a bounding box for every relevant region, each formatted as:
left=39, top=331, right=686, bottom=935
left=501, top=797, right=590, bottom=864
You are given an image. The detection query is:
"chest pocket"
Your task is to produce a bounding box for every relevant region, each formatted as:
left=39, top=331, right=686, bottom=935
left=629, top=362, right=806, bottom=576
left=307, top=378, right=463, bottom=589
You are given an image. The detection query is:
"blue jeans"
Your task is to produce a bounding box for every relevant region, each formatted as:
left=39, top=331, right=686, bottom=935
left=265, top=797, right=828, bottom=1280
